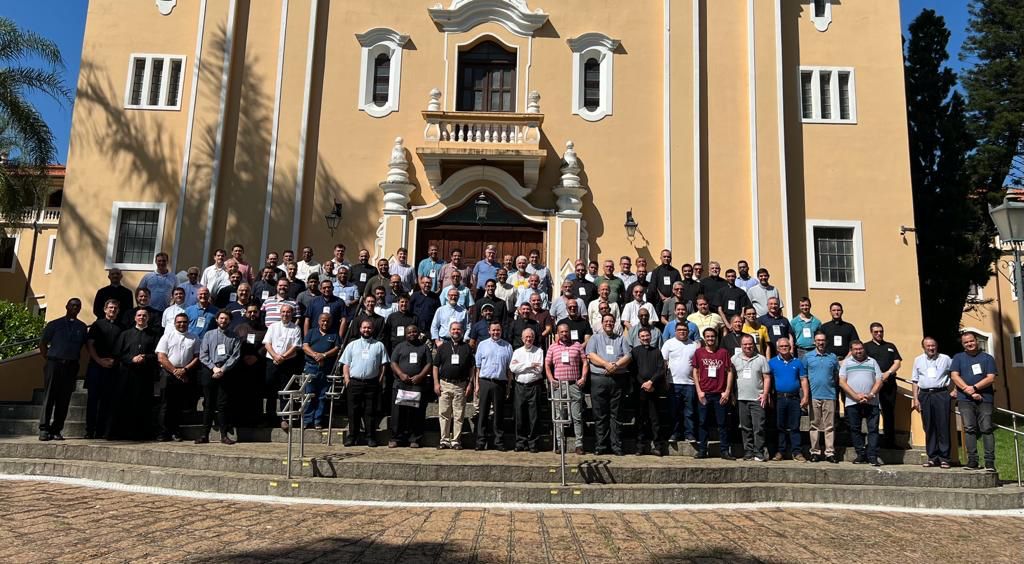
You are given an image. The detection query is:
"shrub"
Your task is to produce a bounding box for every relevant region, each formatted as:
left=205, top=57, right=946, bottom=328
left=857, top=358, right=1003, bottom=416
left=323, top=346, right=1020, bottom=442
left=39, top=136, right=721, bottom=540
left=0, top=300, right=44, bottom=360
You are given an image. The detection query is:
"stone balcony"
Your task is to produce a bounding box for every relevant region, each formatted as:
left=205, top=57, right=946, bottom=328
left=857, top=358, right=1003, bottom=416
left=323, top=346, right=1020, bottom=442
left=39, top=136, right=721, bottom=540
left=1, top=207, right=62, bottom=227
left=416, top=89, right=547, bottom=195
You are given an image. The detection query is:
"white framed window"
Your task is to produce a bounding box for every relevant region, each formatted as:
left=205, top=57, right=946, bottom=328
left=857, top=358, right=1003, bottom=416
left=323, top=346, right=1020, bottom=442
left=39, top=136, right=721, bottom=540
left=105, top=202, right=167, bottom=271
left=0, top=233, right=20, bottom=273
left=806, top=220, right=865, bottom=290
left=962, top=327, right=995, bottom=358
left=1012, top=332, right=1024, bottom=367
left=355, top=28, right=409, bottom=118
left=809, top=0, right=833, bottom=32
left=124, top=54, right=186, bottom=110
left=799, top=67, right=856, bottom=124
left=568, top=33, right=620, bottom=122
left=44, top=235, right=57, bottom=274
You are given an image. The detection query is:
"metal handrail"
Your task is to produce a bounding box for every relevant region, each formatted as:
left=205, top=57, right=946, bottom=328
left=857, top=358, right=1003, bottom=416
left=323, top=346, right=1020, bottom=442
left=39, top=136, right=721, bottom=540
left=897, top=375, right=1022, bottom=486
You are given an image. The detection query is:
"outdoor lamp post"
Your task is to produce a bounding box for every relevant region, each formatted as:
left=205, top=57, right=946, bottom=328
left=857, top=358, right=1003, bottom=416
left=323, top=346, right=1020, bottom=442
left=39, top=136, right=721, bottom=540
left=989, top=195, right=1024, bottom=344
left=474, top=193, right=490, bottom=225
left=624, top=209, right=638, bottom=241
left=325, top=200, right=343, bottom=236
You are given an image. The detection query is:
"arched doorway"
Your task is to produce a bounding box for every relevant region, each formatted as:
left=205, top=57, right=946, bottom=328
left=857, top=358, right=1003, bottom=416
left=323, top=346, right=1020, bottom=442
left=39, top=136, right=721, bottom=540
left=415, top=193, right=545, bottom=271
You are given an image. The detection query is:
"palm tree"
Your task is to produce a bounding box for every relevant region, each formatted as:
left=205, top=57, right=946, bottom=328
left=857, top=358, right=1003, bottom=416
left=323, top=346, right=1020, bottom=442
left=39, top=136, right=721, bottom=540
left=0, top=16, right=71, bottom=221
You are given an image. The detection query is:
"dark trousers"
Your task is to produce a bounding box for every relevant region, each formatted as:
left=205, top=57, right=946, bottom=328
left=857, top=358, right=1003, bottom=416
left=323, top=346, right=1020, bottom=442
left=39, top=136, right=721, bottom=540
left=390, top=381, right=427, bottom=444
left=346, top=378, right=379, bottom=441
left=159, top=369, right=189, bottom=438
left=302, top=371, right=329, bottom=427
left=264, top=359, right=298, bottom=421
left=738, top=400, right=766, bottom=458
left=775, top=394, right=802, bottom=456
left=879, top=378, right=898, bottom=447
left=959, top=400, right=995, bottom=465
left=39, top=359, right=79, bottom=434
left=476, top=378, right=508, bottom=445
left=635, top=385, right=662, bottom=446
left=514, top=379, right=544, bottom=449
left=846, top=402, right=880, bottom=460
left=85, top=362, right=115, bottom=436
left=591, top=374, right=628, bottom=453
left=697, top=393, right=730, bottom=455
left=201, top=370, right=230, bottom=436
left=669, top=383, right=697, bottom=440
left=919, top=390, right=951, bottom=463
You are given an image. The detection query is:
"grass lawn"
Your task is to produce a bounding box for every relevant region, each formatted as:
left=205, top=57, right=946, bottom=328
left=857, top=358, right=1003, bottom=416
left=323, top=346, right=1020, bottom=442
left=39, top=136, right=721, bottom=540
left=955, top=419, right=1022, bottom=482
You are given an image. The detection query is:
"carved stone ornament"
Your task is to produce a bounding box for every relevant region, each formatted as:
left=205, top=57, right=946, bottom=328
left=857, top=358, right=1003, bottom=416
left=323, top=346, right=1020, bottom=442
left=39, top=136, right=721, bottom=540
left=552, top=140, right=586, bottom=216
left=428, top=0, right=549, bottom=36
left=380, top=137, right=414, bottom=214
left=155, top=0, right=177, bottom=16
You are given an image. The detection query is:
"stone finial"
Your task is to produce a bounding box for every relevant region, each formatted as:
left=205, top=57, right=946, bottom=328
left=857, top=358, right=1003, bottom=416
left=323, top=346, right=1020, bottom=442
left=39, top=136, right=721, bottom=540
left=427, top=88, right=442, bottom=111
left=386, top=137, right=409, bottom=184
left=155, top=0, right=177, bottom=15
left=381, top=137, right=414, bottom=213
left=527, top=90, right=541, bottom=114
left=552, top=140, right=585, bottom=215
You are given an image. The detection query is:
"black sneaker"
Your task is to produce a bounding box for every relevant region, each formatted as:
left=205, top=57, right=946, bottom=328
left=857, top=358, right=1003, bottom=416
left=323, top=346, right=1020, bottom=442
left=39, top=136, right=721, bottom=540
left=826, top=455, right=838, bottom=464
left=721, top=453, right=736, bottom=461
left=612, top=449, right=624, bottom=456
left=38, top=431, right=51, bottom=442
left=156, top=435, right=171, bottom=442
left=694, top=451, right=708, bottom=459
left=985, top=463, right=997, bottom=473
left=965, top=461, right=980, bottom=471
left=870, top=458, right=882, bottom=467
left=342, top=438, right=355, bottom=447
left=809, top=454, right=821, bottom=463
left=50, top=433, right=65, bottom=441
left=367, top=439, right=378, bottom=448
left=852, top=455, right=868, bottom=464
left=743, top=454, right=754, bottom=461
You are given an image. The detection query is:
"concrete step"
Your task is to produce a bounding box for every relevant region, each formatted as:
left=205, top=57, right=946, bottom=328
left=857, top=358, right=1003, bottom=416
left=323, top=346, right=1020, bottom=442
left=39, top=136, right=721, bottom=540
left=0, top=441, right=992, bottom=490
left=29, top=389, right=88, bottom=406
left=0, top=404, right=86, bottom=421
left=0, top=456, right=1019, bottom=510
left=0, top=419, right=85, bottom=436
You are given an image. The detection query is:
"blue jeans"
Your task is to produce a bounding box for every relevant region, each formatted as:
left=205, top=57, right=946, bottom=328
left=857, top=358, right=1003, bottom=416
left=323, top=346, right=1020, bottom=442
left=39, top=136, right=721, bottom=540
left=846, top=402, right=880, bottom=460
left=775, top=394, right=802, bottom=456
left=669, top=384, right=697, bottom=440
left=697, top=393, right=730, bottom=454
left=302, top=371, right=329, bottom=426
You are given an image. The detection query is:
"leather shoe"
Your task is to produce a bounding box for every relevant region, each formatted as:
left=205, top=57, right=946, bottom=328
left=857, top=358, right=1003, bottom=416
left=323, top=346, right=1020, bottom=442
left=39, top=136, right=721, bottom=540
left=38, top=431, right=51, bottom=442
left=156, top=435, right=171, bottom=442
left=221, top=436, right=236, bottom=445
left=194, top=436, right=210, bottom=444
left=574, top=447, right=585, bottom=455
left=495, top=443, right=508, bottom=452
left=50, top=433, right=65, bottom=441
left=367, top=439, right=378, bottom=448
left=171, top=434, right=184, bottom=442
left=342, top=438, right=355, bottom=447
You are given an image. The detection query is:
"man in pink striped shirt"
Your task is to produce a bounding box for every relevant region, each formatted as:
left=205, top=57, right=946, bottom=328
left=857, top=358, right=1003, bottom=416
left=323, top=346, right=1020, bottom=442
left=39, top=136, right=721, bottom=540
left=545, top=322, right=589, bottom=455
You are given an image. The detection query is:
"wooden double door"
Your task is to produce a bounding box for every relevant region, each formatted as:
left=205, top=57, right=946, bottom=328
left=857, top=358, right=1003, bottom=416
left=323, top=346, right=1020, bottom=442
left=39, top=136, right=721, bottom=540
left=416, top=226, right=544, bottom=271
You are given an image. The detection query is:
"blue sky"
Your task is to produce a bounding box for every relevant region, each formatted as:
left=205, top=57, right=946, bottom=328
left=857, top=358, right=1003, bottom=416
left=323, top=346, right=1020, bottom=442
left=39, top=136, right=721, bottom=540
left=4, top=0, right=972, bottom=164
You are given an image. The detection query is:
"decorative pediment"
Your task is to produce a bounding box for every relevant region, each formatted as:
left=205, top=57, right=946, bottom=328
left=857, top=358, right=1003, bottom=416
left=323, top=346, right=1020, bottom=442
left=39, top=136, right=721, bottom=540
left=567, top=32, right=621, bottom=53
left=155, top=0, right=177, bottom=15
left=355, top=28, right=410, bottom=48
left=428, top=0, right=549, bottom=37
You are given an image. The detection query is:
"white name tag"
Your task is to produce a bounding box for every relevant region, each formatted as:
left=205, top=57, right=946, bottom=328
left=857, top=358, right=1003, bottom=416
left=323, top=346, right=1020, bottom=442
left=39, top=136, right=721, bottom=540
left=261, top=291, right=269, bottom=300
left=802, top=327, right=812, bottom=339
left=727, top=300, right=736, bottom=310
left=772, top=325, right=781, bottom=336
left=734, top=347, right=741, bottom=356
left=708, top=365, right=718, bottom=379
left=742, top=368, right=752, bottom=380
left=229, top=293, right=237, bottom=302
left=359, top=273, right=367, bottom=282
left=570, top=330, right=579, bottom=340
left=971, top=363, right=982, bottom=376
left=246, top=333, right=255, bottom=344
left=322, top=306, right=330, bottom=314
left=361, top=349, right=369, bottom=360
left=578, top=287, right=586, bottom=296
left=396, top=326, right=405, bottom=337
left=663, top=276, right=671, bottom=285
left=429, top=270, right=436, bottom=278
left=216, top=343, right=226, bottom=356
left=605, top=345, right=614, bottom=355
left=561, top=351, right=570, bottom=364
left=451, top=353, right=460, bottom=365
left=410, top=352, right=418, bottom=364
left=926, top=366, right=937, bottom=380
left=196, top=317, right=206, bottom=327
left=833, top=336, right=843, bottom=347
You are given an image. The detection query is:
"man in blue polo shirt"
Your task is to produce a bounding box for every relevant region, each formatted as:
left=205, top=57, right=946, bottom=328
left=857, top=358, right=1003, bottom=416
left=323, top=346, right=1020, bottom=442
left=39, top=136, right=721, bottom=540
left=768, top=338, right=808, bottom=461
left=790, top=297, right=822, bottom=359
left=307, top=279, right=346, bottom=337
left=803, top=333, right=840, bottom=463
left=474, top=321, right=514, bottom=451
left=301, top=313, right=340, bottom=429
left=950, top=331, right=998, bottom=472
left=185, top=288, right=218, bottom=339
left=417, top=244, right=445, bottom=293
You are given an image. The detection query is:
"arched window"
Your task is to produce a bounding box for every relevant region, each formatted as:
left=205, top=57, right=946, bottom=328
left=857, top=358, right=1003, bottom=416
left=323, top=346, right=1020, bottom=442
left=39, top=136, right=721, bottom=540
left=583, top=58, right=601, bottom=112
left=456, top=40, right=517, bottom=112
left=373, top=53, right=391, bottom=107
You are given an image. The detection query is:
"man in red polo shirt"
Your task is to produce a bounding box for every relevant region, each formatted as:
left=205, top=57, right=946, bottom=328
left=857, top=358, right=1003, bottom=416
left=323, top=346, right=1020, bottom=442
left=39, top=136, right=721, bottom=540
left=692, top=327, right=734, bottom=460
left=545, top=322, right=589, bottom=455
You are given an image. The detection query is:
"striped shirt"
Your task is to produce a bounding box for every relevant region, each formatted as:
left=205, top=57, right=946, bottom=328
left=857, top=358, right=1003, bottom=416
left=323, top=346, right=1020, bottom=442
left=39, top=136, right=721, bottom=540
left=546, top=340, right=586, bottom=382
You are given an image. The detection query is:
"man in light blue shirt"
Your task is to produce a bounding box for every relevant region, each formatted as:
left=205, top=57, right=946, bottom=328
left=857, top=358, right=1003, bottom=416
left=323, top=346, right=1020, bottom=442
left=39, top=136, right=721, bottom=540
left=440, top=271, right=475, bottom=309
left=334, top=266, right=361, bottom=319
left=912, top=336, right=954, bottom=468
left=803, top=333, right=839, bottom=462
left=185, top=288, right=218, bottom=338
left=417, top=244, right=446, bottom=293
left=525, top=249, right=553, bottom=295
left=340, top=319, right=389, bottom=447
left=431, top=287, right=469, bottom=345
left=474, top=322, right=513, bottom=451
left=790, top=297, right=822, bottom=358
left=839, top=341, right=883, bottom=466
left=471, top=245, right=500, bottom=295
left=586, top=314, right=633, bottom=455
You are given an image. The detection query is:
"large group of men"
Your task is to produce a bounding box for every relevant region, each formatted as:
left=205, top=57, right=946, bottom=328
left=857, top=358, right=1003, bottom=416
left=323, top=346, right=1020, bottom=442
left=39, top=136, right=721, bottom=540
left=35, top=243, right=999, bottom=471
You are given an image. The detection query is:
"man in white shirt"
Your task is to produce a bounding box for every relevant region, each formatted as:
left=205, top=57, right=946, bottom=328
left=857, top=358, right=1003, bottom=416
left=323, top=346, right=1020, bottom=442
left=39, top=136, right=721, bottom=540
left=201, top=249, right=231, bottom=296
left=262, top=304, right=302, bottom=429
left=620, top=284, right=656, bottom=333
left=662, top=323, right=699, bottom=443
left=510, top=327, right=545, bottom=452
left=179, top=267, right=205, bottom=307
left=155, top=313, right=200, bottom=441
left=296, top=246, right=322, bottom=282
left=911, top=336, right=954, bottom=469
left=616, top=256, right=637, bottom=288
left=493, top=268, right=517, bottom=313
left=161, top=288, right=187, bottom=329
left=587, top=282, right=621, bottom=330
left=389, top=247, right=416, bottom=292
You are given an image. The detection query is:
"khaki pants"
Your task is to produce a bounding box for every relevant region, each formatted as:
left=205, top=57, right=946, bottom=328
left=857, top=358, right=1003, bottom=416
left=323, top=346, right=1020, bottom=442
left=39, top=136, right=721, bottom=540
left=438, top=379, right=468, bottom=446
left=808, top=399, right=836, bottom=456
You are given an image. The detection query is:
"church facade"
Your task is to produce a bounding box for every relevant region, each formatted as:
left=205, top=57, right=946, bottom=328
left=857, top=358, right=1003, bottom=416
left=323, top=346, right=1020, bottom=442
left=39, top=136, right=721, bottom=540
left=54, top=0, right=921, bottom=352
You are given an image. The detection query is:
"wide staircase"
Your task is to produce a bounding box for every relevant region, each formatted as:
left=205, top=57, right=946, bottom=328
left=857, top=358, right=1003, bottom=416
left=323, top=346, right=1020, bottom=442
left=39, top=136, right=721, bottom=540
left=1, top=380, right=1021, bottom=510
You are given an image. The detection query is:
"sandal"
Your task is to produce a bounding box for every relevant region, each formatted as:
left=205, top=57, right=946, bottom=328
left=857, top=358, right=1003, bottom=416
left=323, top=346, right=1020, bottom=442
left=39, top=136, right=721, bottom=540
left=940, top=461, right=951, bottom=469
left=922, top=460, right=936, bottom=468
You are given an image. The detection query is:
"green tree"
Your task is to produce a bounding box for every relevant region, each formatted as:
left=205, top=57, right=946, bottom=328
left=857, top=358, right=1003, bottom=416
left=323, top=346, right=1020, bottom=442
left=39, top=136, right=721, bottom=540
left=963, top=0, right=1024, bottom=195
left=0, top=300, right=44, bottom=359
left=0, top=16, right=70, bottom=221
left=906, top=9, right=992, bottom=352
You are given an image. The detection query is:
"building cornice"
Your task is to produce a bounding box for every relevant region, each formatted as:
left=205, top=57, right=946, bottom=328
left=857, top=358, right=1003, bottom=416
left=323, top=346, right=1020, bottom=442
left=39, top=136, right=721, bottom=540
left=428, top=0, right=548, bottom=37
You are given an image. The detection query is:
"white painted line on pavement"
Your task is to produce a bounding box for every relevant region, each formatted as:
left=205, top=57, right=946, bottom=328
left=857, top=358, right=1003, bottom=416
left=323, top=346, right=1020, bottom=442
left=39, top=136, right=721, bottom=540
left=1, top=474, right=1022, bottom=517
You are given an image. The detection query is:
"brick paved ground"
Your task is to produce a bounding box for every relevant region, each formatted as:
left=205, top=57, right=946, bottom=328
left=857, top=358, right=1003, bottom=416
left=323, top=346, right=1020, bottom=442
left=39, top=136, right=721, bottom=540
left=0, top=481, right=1021, bottom=563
